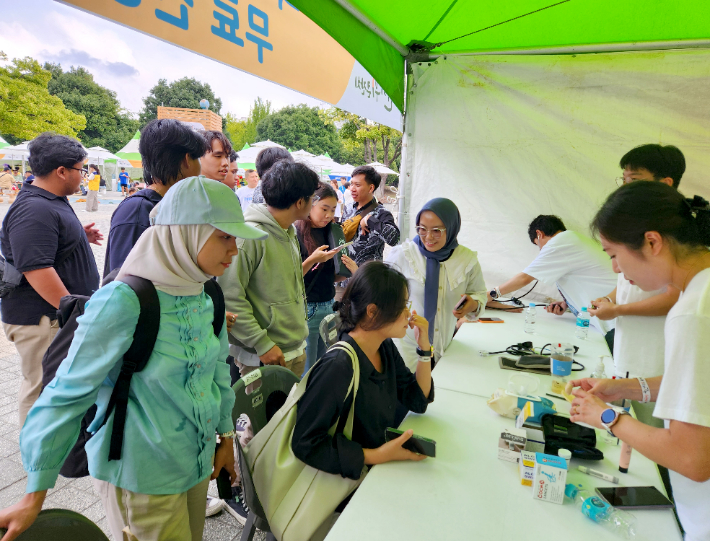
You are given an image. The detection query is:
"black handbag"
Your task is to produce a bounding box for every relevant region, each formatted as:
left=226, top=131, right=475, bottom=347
left=541, top=414, right=604, bottom=461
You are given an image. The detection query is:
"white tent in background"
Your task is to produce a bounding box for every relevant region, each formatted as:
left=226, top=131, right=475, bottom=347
left=328, top=163, right=355, bottom=177
left=291, top=149, right=315, bottom=158
left=0, top=142, right=32, bottom=173
left=251, top=140, right=285, bottom=149
left=86, top=147, right=120, bottom=164
left=0, top=136, right=10, bottom=150
left=367, top=161, right=399, bottom=175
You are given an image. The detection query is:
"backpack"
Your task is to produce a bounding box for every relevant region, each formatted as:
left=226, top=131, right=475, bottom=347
left=41, top=275, right=225, bottom=477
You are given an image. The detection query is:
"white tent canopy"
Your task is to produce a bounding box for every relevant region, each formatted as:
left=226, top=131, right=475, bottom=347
left=367, top=161, right=399, bottom=176
left=399, top=49, right=710, bottom=302
left=85, top=147, right=120, bottom=164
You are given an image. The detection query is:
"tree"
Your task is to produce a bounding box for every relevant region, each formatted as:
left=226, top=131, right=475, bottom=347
left=44, top=64, right=139, bottom=153
left=324, top=108, right=402, bottom=172
left=224, top=97, right=273, bottom=149
left=140, top=77, right=224, bottom=129
left=0, top=52, right=85, bottom=141
left=256, top=105, right=342, bottom=159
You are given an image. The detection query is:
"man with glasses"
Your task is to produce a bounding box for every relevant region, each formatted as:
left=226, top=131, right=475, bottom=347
left=488, top=214, right=617, bottom=340
left=614, top=144, right=685, bottom=188
left=0, top=133, right=102, bottom=424
left=589, top=144, right=684, bottom=427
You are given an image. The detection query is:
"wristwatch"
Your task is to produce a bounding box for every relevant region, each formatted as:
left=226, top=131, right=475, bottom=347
left=489, top=287, right=501, bottom=300
left=600, top=408, right=630, bottom=437
left=416, top=346, right=433, bottom=358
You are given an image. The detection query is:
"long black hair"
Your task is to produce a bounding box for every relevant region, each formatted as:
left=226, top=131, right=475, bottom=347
left=296, top=182, right=339, bottom=255
left=591, top=182, right=710, bottom=251
left=338, top=261, right=409, bottom=333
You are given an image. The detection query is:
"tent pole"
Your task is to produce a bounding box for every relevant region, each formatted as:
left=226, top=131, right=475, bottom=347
left=430, top=39, right=710, bottom=58
left=397, top=60, right=411, bottom=236
left=331, top=0, right=409, bottom=57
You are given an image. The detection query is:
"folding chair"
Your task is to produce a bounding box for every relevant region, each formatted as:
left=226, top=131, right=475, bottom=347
left=226, top=366, right=301, bottom=541
left=0, top=509, right=109, bottom=540
left=319, top=312, right=342, bottom=349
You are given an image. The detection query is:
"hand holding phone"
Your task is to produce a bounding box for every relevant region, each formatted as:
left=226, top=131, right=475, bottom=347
left=454, top=295, right=467, bottom=311
left=385, top=428, right=436, bottom=457
left=328, top=240, right=354, bottom=254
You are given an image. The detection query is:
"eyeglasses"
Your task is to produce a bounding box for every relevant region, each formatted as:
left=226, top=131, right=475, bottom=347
left=415, top=226, right=446, bottom=240
left=66, top=166, right=87, bottom=178
left=404, top=300, right=413, bottom=313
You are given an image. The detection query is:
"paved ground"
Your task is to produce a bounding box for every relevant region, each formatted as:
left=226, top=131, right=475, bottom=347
left=0, top=191, right=255, bottom=540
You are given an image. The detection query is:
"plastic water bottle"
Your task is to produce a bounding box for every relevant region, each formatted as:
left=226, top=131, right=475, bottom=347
left=565, top=484, right=637, bottom=539
left=524, top=303, right=536, bottom=334
left=590, top=355, right=608, bottom=379
left=575, top=306, right=590, bottom=339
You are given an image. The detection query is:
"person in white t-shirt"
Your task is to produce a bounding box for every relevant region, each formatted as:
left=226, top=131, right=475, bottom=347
left=488, top=215, right=617, bottom=336
left=236, top=169, right=259, bottom=210
left=588, top=144, right=685, bottom=427
left=569, top=182, right=710, bottom=541
left=329, top=178, right=344, bottom=222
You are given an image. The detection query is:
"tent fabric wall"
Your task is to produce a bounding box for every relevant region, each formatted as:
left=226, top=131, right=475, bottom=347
left=400, top=48, right=710, bottom=302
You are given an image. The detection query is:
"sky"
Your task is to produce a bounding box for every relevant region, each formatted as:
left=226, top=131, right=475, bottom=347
left=0, top=0, right=322, bottom=118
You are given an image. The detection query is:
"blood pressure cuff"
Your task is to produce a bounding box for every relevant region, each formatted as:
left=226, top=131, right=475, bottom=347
left=541, top=414, right=604, bottom=461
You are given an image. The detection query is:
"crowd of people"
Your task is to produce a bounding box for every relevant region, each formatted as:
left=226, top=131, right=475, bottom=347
left=0, top=124, right=708, bottom=541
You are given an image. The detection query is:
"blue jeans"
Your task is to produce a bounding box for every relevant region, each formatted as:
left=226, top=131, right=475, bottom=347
left=305, top=299, right=335, bottom=375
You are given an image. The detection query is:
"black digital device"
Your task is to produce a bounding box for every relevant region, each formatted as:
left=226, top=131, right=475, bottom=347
left=454, top=296, right=467, bottom=310
left=595, top=486, right=674, bottom=510
left=385, top=428, right=436, bottom=457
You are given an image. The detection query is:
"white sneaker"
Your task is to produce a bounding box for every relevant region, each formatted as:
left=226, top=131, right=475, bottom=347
left=206, top=496, right=225, bottom=517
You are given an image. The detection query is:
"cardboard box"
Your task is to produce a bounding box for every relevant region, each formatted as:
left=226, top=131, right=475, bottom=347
left=497, top=428, right=527, bottom=462
left=532, top=453, right=568, bottom=504
left=519, top=450, right=536, bottom=486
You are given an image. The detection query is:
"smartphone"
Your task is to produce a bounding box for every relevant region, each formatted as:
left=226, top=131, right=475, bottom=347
left=385, top=428, right=436, bottom=457
left=454, top=296, right=467, bottom=310
left=595, top=486, right=674, bottom=510
left=479, top=317, right=504, bottom=323
left=329, top=241, right=354, bottom=253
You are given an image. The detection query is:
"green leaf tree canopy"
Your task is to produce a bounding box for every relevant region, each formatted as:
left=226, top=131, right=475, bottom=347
left=44, top=64, right=139, bottom=153
left=225, top=97, right=273, bottom=151
left=256, top=104, right=342, bottom=160
left=140, top=77, right=224, bottom=128
left=0, top=52, right=85, bottom=141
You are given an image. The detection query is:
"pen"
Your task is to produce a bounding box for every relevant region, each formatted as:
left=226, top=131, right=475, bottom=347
left=578, top=466, right=619, bottom=484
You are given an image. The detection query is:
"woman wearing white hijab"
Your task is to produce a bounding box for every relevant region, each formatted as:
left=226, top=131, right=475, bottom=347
left=0, top=177, right=267, bottom=541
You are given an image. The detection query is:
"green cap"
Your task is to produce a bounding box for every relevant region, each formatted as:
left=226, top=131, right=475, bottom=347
left=151, top=176, right=268, bottom=241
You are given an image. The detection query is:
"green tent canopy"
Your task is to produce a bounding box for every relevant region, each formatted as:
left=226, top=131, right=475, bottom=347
left=290, top=0, right=710, bottom=111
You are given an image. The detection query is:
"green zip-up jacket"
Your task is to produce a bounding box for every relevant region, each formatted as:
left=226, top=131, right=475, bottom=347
left=218, top=203, right=308, bottom=356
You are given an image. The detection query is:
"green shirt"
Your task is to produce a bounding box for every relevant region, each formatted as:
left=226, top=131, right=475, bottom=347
left=21, top=281, right=234, bottom=494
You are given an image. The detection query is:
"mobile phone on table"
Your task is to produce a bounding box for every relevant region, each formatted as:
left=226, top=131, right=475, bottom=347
left=595, top=486, right=674, bottom=510
left=479, top=317, right=504, bottom=323
left=454, top=296, right=467, bottom=310
left=329, top=241, right=354, bottom=253
left=385, top=428, right=436, bottom=457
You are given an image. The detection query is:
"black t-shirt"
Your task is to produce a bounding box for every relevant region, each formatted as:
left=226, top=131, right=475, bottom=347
left=103, top=188, right=163, bottom=277
left=298, top=225, right=336, bottom=303
left=292, top=333, right=434, bottom=480
left=0, top=183, right=100, bottom=325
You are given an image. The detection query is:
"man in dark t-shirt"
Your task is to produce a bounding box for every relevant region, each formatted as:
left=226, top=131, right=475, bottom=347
left=103, top=119, right=207, bottom=277
left=0, top=133, right=102, bottom=425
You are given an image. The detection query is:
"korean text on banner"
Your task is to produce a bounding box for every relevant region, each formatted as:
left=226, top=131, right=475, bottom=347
left=57, top=0, right=402, bottom=130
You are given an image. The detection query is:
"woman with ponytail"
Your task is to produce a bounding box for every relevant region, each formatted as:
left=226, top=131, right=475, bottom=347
left=568, top=181, right=710, bottom=541
left=291, top=261, right=434, bottom=484
left=296, top=182, right=358, bottom=374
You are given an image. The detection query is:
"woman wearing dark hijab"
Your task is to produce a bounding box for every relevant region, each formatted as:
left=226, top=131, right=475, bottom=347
left=385, top=198, right=487, bottom=371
